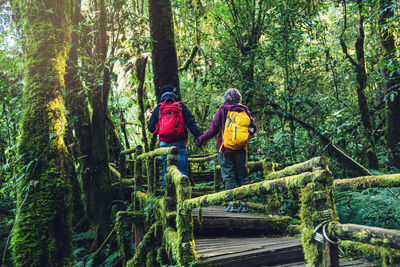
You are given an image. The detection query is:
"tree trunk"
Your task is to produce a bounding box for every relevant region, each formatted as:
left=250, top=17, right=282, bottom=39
left=11, top=0, right=74, bottom=266
left=120, top=109, right=131, bottom=151
left=148, top=0, right=180, bottom=102
left=266, top=106, right=372, bottom=176
left=136, top=56, right=150, bottom=152
left=64, top=0, right=87, bottom=231
left=340, top=0, right=378, bottom=169
left=379, top=0, right=400, bottom=168
left=88, top=0, right=113, bottom=250
left=354, top=0, right=378, bottom=169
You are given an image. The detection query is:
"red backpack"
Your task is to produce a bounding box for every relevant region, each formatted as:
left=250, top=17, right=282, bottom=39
left=155, top=99, right=186, bottom=142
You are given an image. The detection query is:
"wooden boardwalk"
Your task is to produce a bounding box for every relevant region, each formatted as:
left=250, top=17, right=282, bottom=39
left=192, top=205, right=289, bottom=233
left=192, top=206, right=373, bottom=266
left=195, top=236, right=303, bottom=266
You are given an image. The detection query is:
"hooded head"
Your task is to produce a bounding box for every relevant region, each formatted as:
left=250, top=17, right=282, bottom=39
left=160, top=84, right=178, bottom=101
left=224, top=88, right=242, bottom=104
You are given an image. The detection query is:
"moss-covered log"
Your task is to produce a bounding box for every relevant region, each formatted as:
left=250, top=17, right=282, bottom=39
left=121, top=145, right=143, bottom=155
left=11, top=0, right=74, bottom=266
left=332, top=223, right=400, bottom=250
left=188, top=154, right=217, bottom=162
left=109, top=163, right=121, bottom=179
left=339, top=240, right=400, bottom=266
left=184, top=170, right=332, bottom=209
left=334, top=173, right=400, bottom=191
left=137, top=147, right=178, bottom=160
left=265, top=157, right=329, bottom=181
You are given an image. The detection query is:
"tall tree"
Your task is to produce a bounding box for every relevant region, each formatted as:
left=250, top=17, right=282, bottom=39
left=213, top=0, right=269, bottom=109
left=379, top=0, right=400, bottom=168
left=148, top=0, right=180, bottom=102
left=340, top=0, right=379, bottom=169
left=64, top=0, right=116, bottom=251
left=11, top=0, right=74, bottom=266
left=64, top=0, right=91, bottom=230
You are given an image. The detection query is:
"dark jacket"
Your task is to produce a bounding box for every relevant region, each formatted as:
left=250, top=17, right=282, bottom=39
left=197, top=101, right=257, bottom=153
left=147, top=95, right=202, bottom=141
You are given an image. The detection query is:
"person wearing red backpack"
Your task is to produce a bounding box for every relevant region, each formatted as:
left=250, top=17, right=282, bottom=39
left=148, top=85, right=202, bottom=187
left=195, top=88, right=257, bottom=212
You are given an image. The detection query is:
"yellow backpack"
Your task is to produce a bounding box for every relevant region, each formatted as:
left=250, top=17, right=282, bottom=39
left=219, top=110, right=251, bottom=151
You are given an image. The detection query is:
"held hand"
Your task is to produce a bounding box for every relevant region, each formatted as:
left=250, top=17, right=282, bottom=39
left=249, top=126, right=255, bottom=136
left=195, top=137, right=203, bottom=148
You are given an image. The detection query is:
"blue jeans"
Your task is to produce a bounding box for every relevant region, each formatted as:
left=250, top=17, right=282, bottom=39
left=160, top=140, right=188, bottom=188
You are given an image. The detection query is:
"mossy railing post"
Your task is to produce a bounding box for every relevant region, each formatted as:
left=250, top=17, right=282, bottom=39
left=214, top=165, right=222, bottom=192
left=118, top=152, right=127, bottom=200
left=168, top=165, right=196, bottom=266
left=134, top=146, right=143, bottom=190
left=299, top=169, right=338, bottom=267
left=133, top=146, right=144, bottom=248
left=154, top=156, right=162, bottom=189
left=146, top=156, right=155, bottom=194
left=165, top=148, right=179, bottom=213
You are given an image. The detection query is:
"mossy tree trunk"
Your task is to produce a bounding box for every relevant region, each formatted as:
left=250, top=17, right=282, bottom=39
left=340, top=0, right=378, bottom=169
left=379, top=0, right=400, bottom=169
left=87, top=0, right=114, bottom=250
left=148, top=0, right=180, bottom=102
left=65, top=0, right=115, bottom=251
left=11, top=0, right=74, bottom=266
left=64, top=0, right=88, bottom=230
left=136, top=56, right=150, bottom=152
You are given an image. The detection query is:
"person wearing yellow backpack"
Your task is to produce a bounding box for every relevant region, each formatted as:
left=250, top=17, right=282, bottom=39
left=195, top=88, right=257, bottom=212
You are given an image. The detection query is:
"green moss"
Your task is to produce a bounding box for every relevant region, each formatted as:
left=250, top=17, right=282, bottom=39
left=184, top=171, right=328, bottom=209
left=334, top=173, right=400, bottom=191
left=339, top=240, right=400, bottom=266
left=127, top=223, right=160, bottom=266
left=167, top=165, right=197, bottom=265
left=11, top=0, right=73, bottom=266
left=265, top=157, right=329, bottom=181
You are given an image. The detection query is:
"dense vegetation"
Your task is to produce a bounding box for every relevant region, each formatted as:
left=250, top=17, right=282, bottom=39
left=0, top=0, right=399, bottom=266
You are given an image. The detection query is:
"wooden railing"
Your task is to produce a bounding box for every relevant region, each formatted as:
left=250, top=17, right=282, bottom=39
left=111, top=147, right=400, bottom=266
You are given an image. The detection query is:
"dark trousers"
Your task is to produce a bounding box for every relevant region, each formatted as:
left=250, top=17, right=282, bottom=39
left=217, top=152, right=248, bottom=190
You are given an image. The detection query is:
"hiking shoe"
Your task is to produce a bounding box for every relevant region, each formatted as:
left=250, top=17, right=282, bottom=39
left=238, top=201, right=248, bottom=213
left=225, top=201, right=236, bottom=212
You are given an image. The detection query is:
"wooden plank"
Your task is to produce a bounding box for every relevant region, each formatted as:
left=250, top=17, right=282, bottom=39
left=195, top=236, right=303, bottom=266
left=193, top=206, right=286, bottom=219
left=196, top=239, right=299, bottom=257
left=193, top=206, right=290, bottom=233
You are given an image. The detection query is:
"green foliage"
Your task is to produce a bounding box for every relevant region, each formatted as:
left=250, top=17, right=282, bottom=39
left=0, top=0, right=400, bottom=265
left=335, top=188, right=400, bottom=230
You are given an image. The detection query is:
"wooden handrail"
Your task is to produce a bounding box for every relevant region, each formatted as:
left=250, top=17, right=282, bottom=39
left=118, top=148, right=400, bottom=266
left=265, top=156, right=329, bottom=181
left=332, top=223, right=400, bottom=251
left=183, top=170, right=332, bottom=210
left=137, top=146, right=178, bottom=160
left=188, top=153, right=217, bottom=162
left=334, top=173, right=400, bottom=191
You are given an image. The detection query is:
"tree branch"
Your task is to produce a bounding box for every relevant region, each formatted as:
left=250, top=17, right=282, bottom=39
left=265, top=105, right=371, bottom=176
left=178, top=46, right=198, bottom=72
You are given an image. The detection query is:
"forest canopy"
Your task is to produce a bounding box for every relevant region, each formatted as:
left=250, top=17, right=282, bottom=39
left=0, top=0, right=399, bottom=266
